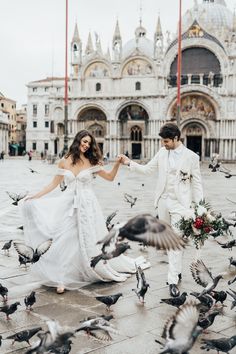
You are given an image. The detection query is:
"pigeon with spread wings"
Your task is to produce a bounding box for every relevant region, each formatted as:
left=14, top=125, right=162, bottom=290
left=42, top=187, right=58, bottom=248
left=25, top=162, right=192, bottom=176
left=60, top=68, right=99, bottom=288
left=190, top=259, right=224, bottom=297
left=13, top=239, right=53, bottom=264
left=6, top=191, right=27, bottom=206
left=97, top=214, right=185, bottom=252
left=124, top=193, right=137, bottom=208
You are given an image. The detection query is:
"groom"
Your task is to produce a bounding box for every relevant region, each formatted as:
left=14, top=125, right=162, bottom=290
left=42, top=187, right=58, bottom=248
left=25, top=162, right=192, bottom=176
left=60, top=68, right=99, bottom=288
left=120, top=123, right=203, bottom=297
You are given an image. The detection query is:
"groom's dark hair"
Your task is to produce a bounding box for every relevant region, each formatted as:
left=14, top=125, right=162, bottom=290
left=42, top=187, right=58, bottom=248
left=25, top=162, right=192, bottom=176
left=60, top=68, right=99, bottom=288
left=159, top=123, right=181, bottom=140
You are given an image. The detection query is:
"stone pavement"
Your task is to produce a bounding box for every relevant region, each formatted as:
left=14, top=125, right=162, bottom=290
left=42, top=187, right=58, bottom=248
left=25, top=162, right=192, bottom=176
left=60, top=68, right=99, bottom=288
left=0, top=158, right=236, bottom=353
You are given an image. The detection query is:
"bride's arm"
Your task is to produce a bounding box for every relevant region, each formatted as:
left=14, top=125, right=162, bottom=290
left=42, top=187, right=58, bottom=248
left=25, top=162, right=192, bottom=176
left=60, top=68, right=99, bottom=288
left=97, top=157, right=121, bottom=181
left=25, top=161, right=64, bottom=200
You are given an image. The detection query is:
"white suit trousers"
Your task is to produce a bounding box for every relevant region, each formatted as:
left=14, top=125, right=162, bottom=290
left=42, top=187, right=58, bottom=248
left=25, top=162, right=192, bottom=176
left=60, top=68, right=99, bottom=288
left=157, top=197, right=189, bottom=285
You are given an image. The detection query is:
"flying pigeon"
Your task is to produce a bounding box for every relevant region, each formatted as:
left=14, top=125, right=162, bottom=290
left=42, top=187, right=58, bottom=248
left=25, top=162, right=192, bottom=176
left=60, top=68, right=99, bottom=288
left=190, top=259, right=224, bottom=296
left=124, top=193, right=137, bottom=208
left=105, top=210, right=118, bottom=231
left=217, top=239, right=236, bottom=250
left=60, top=180, right=67, bottom=192
left=156, top=302, right=202, bottom=354
left=24, top=291, right=36, bottom=310
left=95, top=293, right=122, bottom=311
left=160, top=292, right=188, bottom=308
left=2, top=240, right=13, bottom=255
left=6, top=326, right=42, bottom=345
left=6, top=191, right=27, bottom=205
left=132, top=265, right=150, bottom=304
left=28, top=167, right=39, bottom=174
left=76, top=315, right=118, bottom=341
left=201, top=335, right=236, bottom=353
left=210, top=290, right=227, bottom=306
left=13, top=239, right=53, bottom=264
left=0, top=283, right=8, bottom=302
left=90, top=242, right=130, bottom=268
left=0, top=301, right=21, bottom=320
left=97, top=214, right=185, bottom=252
left=190, top=292, right=214, bottom=311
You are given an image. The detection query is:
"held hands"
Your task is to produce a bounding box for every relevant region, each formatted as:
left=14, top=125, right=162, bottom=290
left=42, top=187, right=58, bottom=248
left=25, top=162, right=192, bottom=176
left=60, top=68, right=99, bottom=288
left=118, top=154, right=131, bottom=166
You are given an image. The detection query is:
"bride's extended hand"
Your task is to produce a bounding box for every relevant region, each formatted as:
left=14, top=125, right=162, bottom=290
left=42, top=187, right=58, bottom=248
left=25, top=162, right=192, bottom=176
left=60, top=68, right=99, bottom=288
left=24, top=195, right=37, bottom=201
left=115, top=155, right=123, bottom=164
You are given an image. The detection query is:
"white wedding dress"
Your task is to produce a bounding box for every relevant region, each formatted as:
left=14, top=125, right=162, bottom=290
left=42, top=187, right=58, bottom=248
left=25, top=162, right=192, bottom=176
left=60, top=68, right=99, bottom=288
left=22, top=166, right=149, bottom=289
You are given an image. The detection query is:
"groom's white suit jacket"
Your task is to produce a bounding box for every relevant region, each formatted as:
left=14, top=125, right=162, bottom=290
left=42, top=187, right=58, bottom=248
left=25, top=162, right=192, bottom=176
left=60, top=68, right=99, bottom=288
left=130, top=145, right=203, bottom=208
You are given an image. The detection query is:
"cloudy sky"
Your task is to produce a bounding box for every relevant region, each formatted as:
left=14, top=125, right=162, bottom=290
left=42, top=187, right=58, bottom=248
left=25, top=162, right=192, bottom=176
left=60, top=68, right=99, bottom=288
left=0, top=0, right=235, bottom=107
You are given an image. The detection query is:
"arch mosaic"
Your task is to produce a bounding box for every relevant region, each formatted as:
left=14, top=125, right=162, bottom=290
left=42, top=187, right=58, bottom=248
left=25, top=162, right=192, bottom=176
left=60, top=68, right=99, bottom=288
left=84, top=62, right=110, bottom=78
left=122, top=59, right=153, bottom=76
left=118, top=104, right=149, bottom=121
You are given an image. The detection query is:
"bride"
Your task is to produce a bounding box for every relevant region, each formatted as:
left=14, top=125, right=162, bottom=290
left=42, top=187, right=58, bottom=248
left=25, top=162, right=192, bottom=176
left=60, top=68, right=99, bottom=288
left=22, top=130, right=148, bottom=294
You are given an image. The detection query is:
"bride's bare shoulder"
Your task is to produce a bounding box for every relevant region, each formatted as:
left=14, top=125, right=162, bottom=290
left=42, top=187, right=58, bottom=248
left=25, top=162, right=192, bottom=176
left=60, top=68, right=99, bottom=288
left=58, top=156, right=70, bottom=169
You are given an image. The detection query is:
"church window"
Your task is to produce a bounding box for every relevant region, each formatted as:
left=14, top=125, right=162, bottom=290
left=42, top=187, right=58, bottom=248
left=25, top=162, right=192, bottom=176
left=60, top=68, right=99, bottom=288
left=1, top=103, right=4, bottom=108
left=131, top=126, right=142, bottom=141
left=32, top=142, right=37, bottom=150
left=135, top=82, right=141, bottom=90
left=44, top=142, right=48, bottom=150
left=33, top=121, right=37, bottom=128
left=45, top=104, right=49, bottom=116
left=45, top=87, right=49, bottom=92
left=50, top=121, right=54, bottom=133
left=32, top=87, right=37, bottom=92
left=45, top=121, right=49, bottom=128
left=33, top=104, right=37, bottom=116
left=96, top=83, right=101, bottom=91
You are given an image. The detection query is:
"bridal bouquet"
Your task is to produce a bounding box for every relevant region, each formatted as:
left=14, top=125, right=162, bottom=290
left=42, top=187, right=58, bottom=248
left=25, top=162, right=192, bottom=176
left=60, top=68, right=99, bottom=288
left=176, top=200, right=232, bottom=249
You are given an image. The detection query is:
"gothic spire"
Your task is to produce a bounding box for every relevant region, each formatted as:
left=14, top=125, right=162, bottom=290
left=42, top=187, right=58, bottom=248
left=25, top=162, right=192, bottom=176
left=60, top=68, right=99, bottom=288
left=113, top=19, right=121, bottom=42
left=155, top=14, right=163, bottom=39
left=85, top=32, right=94, bottom=55
left=72, top=23, right=80, bottom=42
left=233, top=8, right=236, bottom=33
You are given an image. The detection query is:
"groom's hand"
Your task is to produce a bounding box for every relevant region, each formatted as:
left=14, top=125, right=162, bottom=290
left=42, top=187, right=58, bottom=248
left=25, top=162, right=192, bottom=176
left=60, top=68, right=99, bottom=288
left=118, top=154, right=131, bottom=166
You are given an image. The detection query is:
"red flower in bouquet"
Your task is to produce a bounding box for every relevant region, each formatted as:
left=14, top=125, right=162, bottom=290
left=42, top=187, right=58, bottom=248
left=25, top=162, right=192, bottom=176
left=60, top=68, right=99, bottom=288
left=204, top=226, right=212, bottom=233
left=193, top=217, right=204, bottom=229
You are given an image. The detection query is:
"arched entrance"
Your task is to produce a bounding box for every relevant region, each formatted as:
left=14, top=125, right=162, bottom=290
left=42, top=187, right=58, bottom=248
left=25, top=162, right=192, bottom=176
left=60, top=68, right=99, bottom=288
left=118, top=104, right=149, bottom=158
left=182, top=122, right=205, bottom=159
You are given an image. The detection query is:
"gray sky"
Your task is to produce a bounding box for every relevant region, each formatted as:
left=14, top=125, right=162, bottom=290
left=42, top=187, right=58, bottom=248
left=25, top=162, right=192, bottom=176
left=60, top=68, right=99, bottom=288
left=0, top=0, right=235, bottom=107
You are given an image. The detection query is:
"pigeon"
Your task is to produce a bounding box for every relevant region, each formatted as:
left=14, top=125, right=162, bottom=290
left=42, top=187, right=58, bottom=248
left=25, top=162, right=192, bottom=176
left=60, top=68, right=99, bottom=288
left=2, top=240, right=13, bottom=255
left=60, top=180, right=67, bottom=192
left=0, top=301, right=21, bottom=320
left=0, top=283, right=8, bottom=302
left=76, top=316, right=118, bottom=341
left=105, top=210, right=118, bottom=231
left=24, top=291, right=36, bottom=310
left=201, top=335, right=236, bottom=353
left=48, top=339, right=73, bottom=353
left=156, top=302, right=202, bottom=354
left=95, top=293, right=122, bottom=311
left=228, top=275, right=236, bottom=285
left=217, top=239, right=236, bottom=250
left=6, top=191, right=27, bottom=205
left=210, top=290, right=227, bottom=305
left=19, top=254, right=30, bottom=267
left=17, top=225, right=24, bottom=231
left=124, top=193, right=137, bottom=208
left=29, top=167, right=39, bottom=174
left=97, top=214, right=185, bottom=252
left=13, top=239, right=53, bottom=264
left=198, top=310, right=220, bottom=331
left=90, top=242, right=131, bottom=268
left=226, top=288, right=236, bottom=310
left=132, top=265, right=150, bottom=303
left=229, top=257, right=236, bottom=268
left=190, top=259, right=224, bottom=296
left=160, top=292, right=188, bottom=308
left=6, top=326, right=42, bottom=345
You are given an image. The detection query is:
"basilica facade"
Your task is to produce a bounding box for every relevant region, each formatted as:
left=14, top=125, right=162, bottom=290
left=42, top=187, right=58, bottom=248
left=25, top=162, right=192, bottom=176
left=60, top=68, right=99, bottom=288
left=26, top=0, right=236, bottom=160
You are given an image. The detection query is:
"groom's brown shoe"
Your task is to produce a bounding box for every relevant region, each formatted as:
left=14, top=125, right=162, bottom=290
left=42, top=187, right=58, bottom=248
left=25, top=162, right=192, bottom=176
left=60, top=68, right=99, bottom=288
left=169, top=284, right=180, bottom=297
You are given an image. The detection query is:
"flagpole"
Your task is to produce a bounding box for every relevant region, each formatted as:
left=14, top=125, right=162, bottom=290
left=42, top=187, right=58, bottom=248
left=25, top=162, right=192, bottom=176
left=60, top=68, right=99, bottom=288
left=63, top=0, right=69, bottom=154
left=176, top=0, right=182, bottom=128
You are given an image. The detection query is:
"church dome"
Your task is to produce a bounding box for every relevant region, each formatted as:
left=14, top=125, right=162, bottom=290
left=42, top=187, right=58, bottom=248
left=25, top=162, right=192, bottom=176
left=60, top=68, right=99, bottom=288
left=122, top=24, right=153, bottom=59
left=182, top=0, right=233, bottom=34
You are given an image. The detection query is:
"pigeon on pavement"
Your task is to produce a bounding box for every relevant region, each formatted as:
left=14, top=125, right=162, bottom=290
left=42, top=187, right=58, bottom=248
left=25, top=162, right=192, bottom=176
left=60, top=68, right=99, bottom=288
left=201, top=335, right=236, bottom=353
left=190, top=259, right=224, bottom=296
left=198, top=310, right=220, bottom=331
left=2, top=240, right=13, bottom=255
left=0, top=301, right=21, bottom=320
left=160, top=292, right=188, bottom=308
left=132, top=265, right=150, bottom=304
left=6, top=327, right=42, bottom=345
left=95, top=293, right=122, bottom=311
left=0, top=283, right=8, bottom=302
left=210, top=290, right=227, bottom=306
left=14, top=239, right=53, bottom=264
left=24, top=291, right=36, bottom=310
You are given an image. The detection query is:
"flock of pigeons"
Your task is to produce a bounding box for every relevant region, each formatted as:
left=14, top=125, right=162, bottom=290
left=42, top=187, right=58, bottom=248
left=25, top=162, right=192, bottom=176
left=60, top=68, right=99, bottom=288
left=0, top=160, right=236, bottom=353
